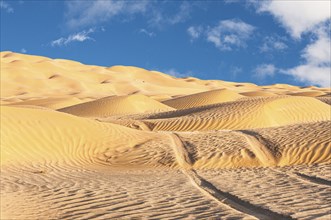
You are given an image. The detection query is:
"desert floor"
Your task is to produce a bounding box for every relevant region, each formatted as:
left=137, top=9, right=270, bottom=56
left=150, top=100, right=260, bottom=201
left=1, top=52, right=330, bottom=219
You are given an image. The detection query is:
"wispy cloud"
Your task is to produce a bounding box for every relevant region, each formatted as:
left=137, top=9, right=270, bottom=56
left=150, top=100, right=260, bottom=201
left=65, top=0, right=149, bottom=30
left=155, top=68, right=193, bottom=78
left=20, top=48, right=27, bottom=53
left=139, top=29, right=155, bottom=37
left=51, top=28, right=95, bottom=47
left=253, top=64, right=276, bottom=79
left=259, top=36, right=288, bottom=53
left=187, top=26, right=203, bottom=41
left=64, top=1, right=195, bottom=31
left=0, top=1, right=14, bottom=13
left=189, top=19, right=255, bottom=51
left=230, top=66, right=242, bottom=78
left=256, top=0, right=330, bottom=39
left=149, top=1, right=192, bottom=28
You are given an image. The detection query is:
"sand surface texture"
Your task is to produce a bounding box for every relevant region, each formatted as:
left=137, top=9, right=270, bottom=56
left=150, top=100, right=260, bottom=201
left=1, top=52, right=330, bottom=219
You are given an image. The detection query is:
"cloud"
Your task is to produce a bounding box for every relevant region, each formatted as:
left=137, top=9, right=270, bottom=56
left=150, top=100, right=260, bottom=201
left=0, top=1, right=14, bottom=13
left=187, top=26, right=203, bottom=41
left=148, top=1, right=193, bottom=28
left=259, top=36, right=288, bottom=53
left=65, top=0, right=149, bottom=30
left=139, top=29, right=155, bottom=37
left=253, top=64, right=276, bottom=79
left=205, top=19, right=255, bottom=51
left=51, top=29, right=95, bottom=47
left=257, top=0, right=331, bottom=38
left=20, top=48, right=27, bottom=53
left=253, top=1, right=330, bottom=87
left=188, top=19, right=255, bottom=51
left=302, top=31, right=330, bottom=66
left=156, top=68, right=192, bottom=78
left=64, top=1, right=195, bottom=30
left=281, top=31, right=331, bottom=87
left=230, top=66, right=242, bottom=78
left=282, top=65, right=330, bottom=87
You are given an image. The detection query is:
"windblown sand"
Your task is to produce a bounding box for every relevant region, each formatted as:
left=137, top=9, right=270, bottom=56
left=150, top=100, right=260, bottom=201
left=1, top=52, right=330, bottom=219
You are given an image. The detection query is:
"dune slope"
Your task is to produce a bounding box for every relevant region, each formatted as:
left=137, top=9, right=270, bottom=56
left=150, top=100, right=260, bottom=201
left=58, top=94, right=175, bottom=117
left=141, top=96, right=331, bottom=131
left=162, top=89, right=243, bottom=109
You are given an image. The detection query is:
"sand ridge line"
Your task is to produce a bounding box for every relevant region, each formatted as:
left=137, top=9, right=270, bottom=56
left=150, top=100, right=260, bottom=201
left=167, top=133, right=293, bottom=220
left=231, top=131, right=278, bottom=166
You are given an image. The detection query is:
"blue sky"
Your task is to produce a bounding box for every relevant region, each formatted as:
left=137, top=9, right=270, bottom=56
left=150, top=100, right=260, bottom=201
left=1, top=0, right=330, bottom=87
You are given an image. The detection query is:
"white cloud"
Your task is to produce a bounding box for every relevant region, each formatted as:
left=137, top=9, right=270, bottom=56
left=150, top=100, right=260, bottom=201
left=148, top=2, right=192, bottom=28
left=260, top=36, right=288, bottom=53
left=156, top=68, right=192, bottom=78
left=187, top=26, right=203, bottom=41
left=302, top=32, right=330, bottom=66
left=65, top=1, right=195, bottom=30
left=0, top=1, right=13, bottom=13
left=254, top=1, right=330, bottom=87
left=206, top=19, right=255, bottom=51
left=139, top=29, right=155, bottom=37
left=257, top=1, right=331, bottom=38
left=253, top=64, right=276, bottom=79
left=65, top=0, right=149, bottom=29
left=51, top=29, right=95, bottom=47
left=282, top=65, right=330, bottom=88
left=20, top=48, right=27, bottom=53
left=282, top=31, right=331, bottom=87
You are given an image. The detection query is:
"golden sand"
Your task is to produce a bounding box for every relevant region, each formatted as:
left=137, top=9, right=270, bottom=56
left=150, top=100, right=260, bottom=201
left=1, top=52, right=330, bottom=219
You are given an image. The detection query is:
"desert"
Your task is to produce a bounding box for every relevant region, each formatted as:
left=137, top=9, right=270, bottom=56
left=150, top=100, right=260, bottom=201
left=1, top=51, right=330, bottom=219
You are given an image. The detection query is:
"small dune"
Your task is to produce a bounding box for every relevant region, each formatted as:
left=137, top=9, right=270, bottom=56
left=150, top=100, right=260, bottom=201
left=58, top=94, right=175, bottom=117
left=162, top=89, right=243, bottom=109
left=142, top=96, right=331, bottom=131
left=7, top=97, right=84, bottom=109
left=287, top=91, right=326, bottom=97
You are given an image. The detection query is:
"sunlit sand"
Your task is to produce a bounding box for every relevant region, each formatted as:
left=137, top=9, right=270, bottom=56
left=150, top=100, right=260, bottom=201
left=1, top=52, right=330, bottom=219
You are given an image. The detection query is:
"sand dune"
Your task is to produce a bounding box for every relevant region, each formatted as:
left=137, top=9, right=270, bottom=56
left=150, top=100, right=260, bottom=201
left=58, top=94, right=175, bottom=117
left=240, top=91, right=276, bottom=97
left=317, top=96, right=331, bottom=105
left=1, top=52, right=330, bottom=219
left=6, top=96, right=84, bottom=109
left=2, top=51, right=330, bottom=102
left=2, top=105, right=329, bottom=169
left=287, top=91, right=326, bottom=97
left=140, top=96, right=330, bottom=131
left=1, top=106, right=177, bottom=169
left=162, top=89, right=243, bottom=109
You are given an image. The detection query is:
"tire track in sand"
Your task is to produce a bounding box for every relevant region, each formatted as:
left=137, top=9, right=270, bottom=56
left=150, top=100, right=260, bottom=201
left=168, top=133, right=293, bottom=220
left=232, top=130, right=277, bottom=167
left=235, top=131, right=331, bottom=187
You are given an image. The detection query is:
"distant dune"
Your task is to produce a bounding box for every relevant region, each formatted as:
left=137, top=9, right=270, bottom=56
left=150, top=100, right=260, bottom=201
left=162, top=89, right=243, bottom=109
left=1, top=52, right=330, bottom=220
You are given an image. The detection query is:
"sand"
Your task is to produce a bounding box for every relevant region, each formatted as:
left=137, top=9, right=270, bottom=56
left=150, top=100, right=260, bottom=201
left=1, top=52, right=330, bottom=219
